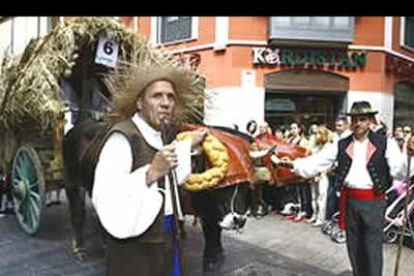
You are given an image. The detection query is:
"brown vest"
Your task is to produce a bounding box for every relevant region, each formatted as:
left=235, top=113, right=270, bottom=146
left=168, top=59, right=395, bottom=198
left=105, top=119, right=166, bottom=243
left=105, top=119, right=181, bottom=276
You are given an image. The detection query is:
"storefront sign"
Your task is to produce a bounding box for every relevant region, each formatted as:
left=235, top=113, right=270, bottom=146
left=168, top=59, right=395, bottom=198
left=252, top=47, right=366, bottom=69
left=385, top=54, right=414, bottom=79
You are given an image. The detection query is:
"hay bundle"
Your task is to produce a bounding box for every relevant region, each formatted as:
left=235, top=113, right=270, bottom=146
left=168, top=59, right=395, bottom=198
left=0, top=17, right=203, bottom=137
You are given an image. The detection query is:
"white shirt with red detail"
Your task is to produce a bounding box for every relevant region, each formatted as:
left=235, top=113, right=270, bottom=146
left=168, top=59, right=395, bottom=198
left=292, top=136, right=414, bottom=188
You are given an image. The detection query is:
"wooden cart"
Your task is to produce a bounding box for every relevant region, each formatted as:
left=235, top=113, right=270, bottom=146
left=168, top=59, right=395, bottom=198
left=0, top=17, right=151, bottom=235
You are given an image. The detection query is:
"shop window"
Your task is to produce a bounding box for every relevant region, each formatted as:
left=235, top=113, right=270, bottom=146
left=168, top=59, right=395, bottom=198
left=394, top=82, right=414, bottom=127
left=264, top=92, right=344, bottom=131
left=403, top=17, right=414, bottom=49
left=158, top=16, right=197, bottom=44
left=269, top=17, right=355, bottom=45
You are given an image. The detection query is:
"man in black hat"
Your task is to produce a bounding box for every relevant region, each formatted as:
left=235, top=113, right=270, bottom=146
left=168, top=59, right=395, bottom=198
left=278, top=101, right=414, bottom=276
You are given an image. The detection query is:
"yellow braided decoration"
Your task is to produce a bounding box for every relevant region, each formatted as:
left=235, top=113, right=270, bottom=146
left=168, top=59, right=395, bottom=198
left=176, top=131, right=229, bottom=192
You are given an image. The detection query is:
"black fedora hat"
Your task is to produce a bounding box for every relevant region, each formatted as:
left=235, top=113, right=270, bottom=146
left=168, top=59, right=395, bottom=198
left=346, top=101, right=378, bottom=116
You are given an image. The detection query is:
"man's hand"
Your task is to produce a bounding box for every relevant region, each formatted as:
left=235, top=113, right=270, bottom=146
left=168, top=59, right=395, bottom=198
left=279, top=156, right=294, bottom=168
left=191, top=129, right=207, bottom=153
left=407, top=136, right=414, bottom=156
left=146, top=144, right=178, bottom=184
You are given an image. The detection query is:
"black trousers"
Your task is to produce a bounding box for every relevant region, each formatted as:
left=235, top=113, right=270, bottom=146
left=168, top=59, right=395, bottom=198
left=345, top=197, right=386, bottom=276
left=297, top=183, right=313, bottom=217
left=325, top=175, right=339, bottom=220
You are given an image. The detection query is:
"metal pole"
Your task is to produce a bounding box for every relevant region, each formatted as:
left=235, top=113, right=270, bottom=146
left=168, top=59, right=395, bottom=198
left=161, top=124, right=185, bottom=276
left=394, top=155, right=411, bottom=276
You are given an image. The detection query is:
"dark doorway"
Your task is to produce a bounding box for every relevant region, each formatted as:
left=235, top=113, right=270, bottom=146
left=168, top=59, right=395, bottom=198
left=264, top=91, right=345, bottom=131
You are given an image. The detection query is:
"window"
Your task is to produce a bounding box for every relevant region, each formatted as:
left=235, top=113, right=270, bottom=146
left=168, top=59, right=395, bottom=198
left=292, top=17, right=310, bottom=26
left=403, top=17, right=414, bottom=49
left=269, top=17, right=355, bottom=44
left=158, top=16, right=196, bottom=44
left=313, top=17, right=330, bottom=27
left=394, top=82, right=414, bottom=127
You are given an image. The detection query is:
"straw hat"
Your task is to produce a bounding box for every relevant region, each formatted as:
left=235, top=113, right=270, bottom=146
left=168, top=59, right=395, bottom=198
left=109, top=60, right=205, bottom=124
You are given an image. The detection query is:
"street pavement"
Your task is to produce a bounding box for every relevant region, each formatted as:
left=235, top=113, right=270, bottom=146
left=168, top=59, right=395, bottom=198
left=0, top=197, right=413, bottom=276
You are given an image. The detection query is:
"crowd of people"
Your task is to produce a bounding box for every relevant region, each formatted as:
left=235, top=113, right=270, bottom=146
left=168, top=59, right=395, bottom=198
left=245, top=102, right=414, bottom=276
left=246, top=115, right=414, bottom=227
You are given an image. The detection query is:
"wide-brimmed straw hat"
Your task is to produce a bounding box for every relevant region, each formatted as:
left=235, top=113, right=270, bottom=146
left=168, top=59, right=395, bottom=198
left=108, top=57, right=205, bottom=124
left=346, top=101, right=378, bottom=117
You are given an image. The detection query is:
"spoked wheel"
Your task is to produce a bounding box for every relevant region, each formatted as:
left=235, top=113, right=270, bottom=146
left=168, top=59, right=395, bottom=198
left=11, top=146, right=45, bottom=235
left=384, top=227, right=399, bottom=243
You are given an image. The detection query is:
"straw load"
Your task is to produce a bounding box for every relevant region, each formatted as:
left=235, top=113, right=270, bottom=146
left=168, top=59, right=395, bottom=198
left=0, top=17, right=205, bottom=137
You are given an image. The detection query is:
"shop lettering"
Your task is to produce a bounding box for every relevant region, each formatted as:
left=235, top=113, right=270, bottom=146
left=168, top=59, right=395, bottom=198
left=252, top=48, right=366, bottom=69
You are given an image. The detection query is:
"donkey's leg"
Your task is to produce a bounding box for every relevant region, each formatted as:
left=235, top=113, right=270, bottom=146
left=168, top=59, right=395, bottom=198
left=65, top=182, right=87, bottom=261
left=201, top=215, right=225, bottom=273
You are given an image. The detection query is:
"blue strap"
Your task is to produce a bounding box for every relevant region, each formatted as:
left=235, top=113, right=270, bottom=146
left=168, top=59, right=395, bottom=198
left=164, top=215, right=182, bottom=276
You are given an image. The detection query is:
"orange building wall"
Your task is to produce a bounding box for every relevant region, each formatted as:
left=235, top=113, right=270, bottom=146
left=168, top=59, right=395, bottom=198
left=353, top=17, right=384, bottom=46
left=229, top=17, right=268, bottom=41
left=62, top=16, right=407, bottom=95
left=196, top=44, right=392, bottom=94
left=119, top=17, right=134, bottom=29
left=197, top=50, right=240, bottom=88
left=138, top=17, right=151, bottom=39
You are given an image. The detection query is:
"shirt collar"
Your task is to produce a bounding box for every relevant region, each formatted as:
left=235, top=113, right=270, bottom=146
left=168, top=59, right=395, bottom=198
left=131, top=113, right=163, bottom=150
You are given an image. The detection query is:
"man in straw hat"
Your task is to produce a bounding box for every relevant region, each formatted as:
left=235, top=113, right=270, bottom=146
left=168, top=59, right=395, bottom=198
left=278, top=101, right=414, bottom=276
left=91, top=62, right=206, bottom=276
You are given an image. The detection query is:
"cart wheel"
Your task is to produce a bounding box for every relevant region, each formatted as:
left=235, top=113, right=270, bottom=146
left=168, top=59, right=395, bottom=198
left=384, top=227, right=399, bottom=243
left=11, top=146, right=45, bottom=235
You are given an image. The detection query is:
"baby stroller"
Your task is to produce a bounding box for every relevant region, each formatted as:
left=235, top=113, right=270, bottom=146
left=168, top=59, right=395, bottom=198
left=321, top=181, right=346, bottom=244
left=383, top=179, right=414, bottom=244
left=321, top=212, right=346, bottom=243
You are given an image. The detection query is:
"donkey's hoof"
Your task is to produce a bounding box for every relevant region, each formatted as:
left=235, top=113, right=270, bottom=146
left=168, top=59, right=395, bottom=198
left=72, top=247, right=88, bottom=262
left=68, top=242, right=88, bottom=262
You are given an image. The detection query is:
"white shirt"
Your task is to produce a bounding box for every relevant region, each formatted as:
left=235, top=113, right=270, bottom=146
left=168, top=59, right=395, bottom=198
left=344, top=138, right=373, bottom=189
left=293, top=135, right=414, bottom=188
left=92, top=114, right=191, bottom=239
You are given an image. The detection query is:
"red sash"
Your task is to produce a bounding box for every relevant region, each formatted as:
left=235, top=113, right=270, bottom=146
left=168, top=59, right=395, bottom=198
left=338, top=187, right=385, bottom=230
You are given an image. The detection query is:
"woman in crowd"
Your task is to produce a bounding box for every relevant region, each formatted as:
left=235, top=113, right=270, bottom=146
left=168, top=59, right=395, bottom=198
left=283, top=122, right=312, bottom=222
left=306, top=125, right=334, bottom=227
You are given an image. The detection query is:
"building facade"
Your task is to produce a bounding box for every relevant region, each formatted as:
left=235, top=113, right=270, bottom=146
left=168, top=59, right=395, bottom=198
left=116, top=16, right=412, bottom=133
left=32, top=17, right=414, bottom=132
left=0, top=17, right=58, bottom=59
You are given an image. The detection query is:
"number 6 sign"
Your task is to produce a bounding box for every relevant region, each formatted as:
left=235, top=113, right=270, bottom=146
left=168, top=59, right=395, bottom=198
left=95, top=37, right=119, bottom=68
